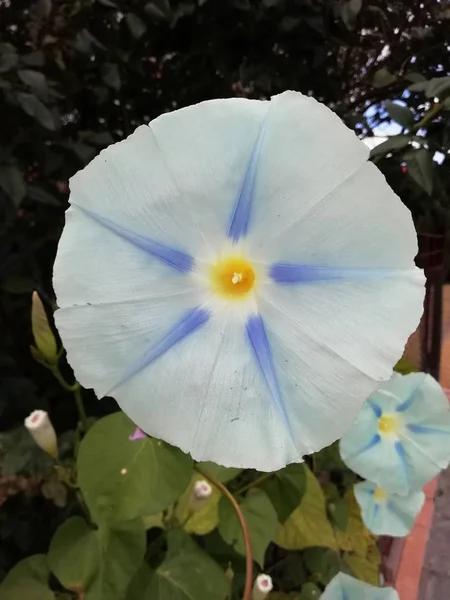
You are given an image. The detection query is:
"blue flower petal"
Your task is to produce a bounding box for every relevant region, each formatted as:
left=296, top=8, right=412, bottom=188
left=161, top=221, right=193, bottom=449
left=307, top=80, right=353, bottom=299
left=322, top=572, right=399, bottom=600
left=354, top=480, right=424, bottom=537
left=341, top=372, right=450, bottom=494
left=269, top=264, right=399, bottom=284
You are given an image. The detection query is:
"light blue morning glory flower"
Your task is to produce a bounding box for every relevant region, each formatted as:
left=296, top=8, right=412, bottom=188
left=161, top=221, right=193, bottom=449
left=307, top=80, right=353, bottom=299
left=322, top=573, right=398, bottom=600
left=340, top=372, right=450, bottom=494
left=354, top=480, right=425, bottom=536
left=53, top=91, right=424, bottom=470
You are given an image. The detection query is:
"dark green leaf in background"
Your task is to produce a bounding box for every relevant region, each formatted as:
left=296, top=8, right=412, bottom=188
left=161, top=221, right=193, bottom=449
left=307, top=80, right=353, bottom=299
left=0, top=555, right=54, bottom=600
left=218, top=489, right=277, bottom=566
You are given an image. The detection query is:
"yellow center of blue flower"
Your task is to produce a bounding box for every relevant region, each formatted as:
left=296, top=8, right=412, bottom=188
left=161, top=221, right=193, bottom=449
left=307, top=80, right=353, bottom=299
left=373, top=487, right=387, bottom=502
left=378, top=414, right=399, bottom=435
left=211, top=256, right=255, bottom=299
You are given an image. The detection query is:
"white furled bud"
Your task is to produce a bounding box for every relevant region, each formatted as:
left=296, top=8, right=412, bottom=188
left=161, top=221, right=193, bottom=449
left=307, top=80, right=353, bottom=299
left=24, top=410, right=58, bottom=458
left=252, top=574, right=273, bottom=600
left=189, top=480, right=212, bottom=511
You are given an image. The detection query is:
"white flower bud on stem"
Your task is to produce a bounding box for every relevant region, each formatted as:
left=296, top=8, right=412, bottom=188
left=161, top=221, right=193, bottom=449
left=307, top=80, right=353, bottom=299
left=189, top=480, right=212, bottom=511
left=252, top=574, right=273, bottom=600
left=24, top=410, right=58, bottom=458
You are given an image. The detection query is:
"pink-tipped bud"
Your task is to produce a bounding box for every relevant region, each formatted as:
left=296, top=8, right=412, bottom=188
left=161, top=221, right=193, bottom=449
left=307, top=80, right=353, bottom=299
left=189, top=480, right=212, bottom=511
left=24, top=410, right=58, bottom=458
left=129, top=427, right=147, bottom=441
left=252, top=574, right=273, bottom=600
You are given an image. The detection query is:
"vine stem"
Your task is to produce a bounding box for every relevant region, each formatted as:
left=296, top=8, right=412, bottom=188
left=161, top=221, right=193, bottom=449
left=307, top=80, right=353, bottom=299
left=195, top=465, right=253, bottom=600
left=50, top=364, right=88, bottom=432
left=234, top=472, right=273, bottom=496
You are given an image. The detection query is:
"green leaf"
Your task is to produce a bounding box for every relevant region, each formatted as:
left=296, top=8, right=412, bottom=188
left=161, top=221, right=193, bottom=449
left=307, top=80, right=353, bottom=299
left=218, top=489, right=277, bottom=566
left=31, top=291, right=58, bottom=362
left=18, top=69, right=49, bottom=100
left=425, top=77, right=450, bottom=100
left=328, top=497, right=349, bottom=531
left=126, top=14, right=147, bottom=39
left=27, top=184, right=60, bottom=206
left=404, top=148, right=434, bottom=195
left=369, top=135, right=412, bottom=158
left=0, top=43, right=18, bottom=73
left=408, top=81, right=429, bottom=93
left=145, top=0, right=172, bottom=20
left=101, top=63, right=121, bottom=91
left=394, top=357, right=418, bottom=374
left=21, top=51, right=45, bottom=67
left=0, top=164, right=26, bottom=206
left=17, top=93, right=58, bottom=130
left=49, top=516, right=146, bottom=599
left=0, top=555, right=54, bottom=600
left=340, top=0, right=362, bottom=31
left=276, top=466, right=337, bottom=551
left=372, top=67, right=397, bottom=88
left=344, top=546, right=381, bottom=586
left=261, top=463, right=306, bottom=523
left=404, top=72, right=427, bottom=84
left=77, top=412, right=193, bottom=523
left=303, top=548, right=340, bottom=585
left=301, top=582, right=321, bottom=600
left=384, top=100, right=414, bottom=128
left=269, top=595, right=302, bottom=600
left=137, top=530, right=228, bottom=600
left=197, top=462, right=242, bottom=483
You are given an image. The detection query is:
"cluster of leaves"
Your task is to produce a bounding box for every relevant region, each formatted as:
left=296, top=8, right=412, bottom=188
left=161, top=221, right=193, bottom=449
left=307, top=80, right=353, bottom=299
left=0, top=410, right=381, bottom=599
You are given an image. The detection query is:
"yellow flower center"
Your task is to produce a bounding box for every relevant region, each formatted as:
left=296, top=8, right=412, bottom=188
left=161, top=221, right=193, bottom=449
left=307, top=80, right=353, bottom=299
left=211, top=256, right=255, bottom=299
left=378, top=414, right=399, bottom=435
left=373, top=487, right=387, bottom=502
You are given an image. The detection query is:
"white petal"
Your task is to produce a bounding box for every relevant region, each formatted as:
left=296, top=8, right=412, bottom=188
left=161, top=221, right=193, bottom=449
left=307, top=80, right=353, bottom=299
left=110, top=307, right=300, bottom=471
left=54, top=207, right=199, bottom=308
left=247, top=92, right=418, bottom=272
left=256, top=273, right=424, bottom=455
left=69, top=99, right=267, bottom=260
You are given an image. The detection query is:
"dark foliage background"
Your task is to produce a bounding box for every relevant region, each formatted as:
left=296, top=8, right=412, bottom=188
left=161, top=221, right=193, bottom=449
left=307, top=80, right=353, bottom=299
left=1, top=0, right=449, bottom=582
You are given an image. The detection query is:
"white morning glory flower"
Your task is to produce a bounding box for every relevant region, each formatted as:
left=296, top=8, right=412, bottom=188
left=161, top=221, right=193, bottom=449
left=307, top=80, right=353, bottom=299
left=354, top=480, right=425, bottom=537
left=53, top=91, right=424, bottom=471
left=340, top=372, right=450, bottom=494
left=322, top=572, right=398, bottom=600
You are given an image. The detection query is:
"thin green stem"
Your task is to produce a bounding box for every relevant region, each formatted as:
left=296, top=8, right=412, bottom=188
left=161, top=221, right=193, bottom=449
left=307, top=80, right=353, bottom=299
left=73, top=385, right=88, bottom=432
left=234, top=472, right=273, bottom=496
left=195, top=465, right=253, bottom=600
left=51, top=364, right=88, bottom=432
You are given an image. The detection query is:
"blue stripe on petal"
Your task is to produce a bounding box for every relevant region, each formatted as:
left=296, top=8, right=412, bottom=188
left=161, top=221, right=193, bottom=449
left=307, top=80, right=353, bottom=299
left=76, top=206, right=194, bottom=273
left=269, top=263, right=398, bottom=284
left=246, top=314, right=293, bottom=437
left=107, top=306, right=209, bottom=394
left=346, top=433, right=381, bottom=460
left=395, top=441, right=410, bottom=485
left=407, top=423, right=450, bottom=435
left=228, top=120, right=267, bottom=242
left=367, top=398, right=382, bottom=418
left=396, top=392, right=417, bottom=413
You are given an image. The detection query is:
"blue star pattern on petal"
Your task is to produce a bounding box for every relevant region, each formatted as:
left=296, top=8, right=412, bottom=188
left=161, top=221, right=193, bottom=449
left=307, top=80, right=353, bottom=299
left=354, top=480, right=425, bottom=537
left=53, top=92, right=425, bottom=470
left=321, top=572, right=399, bottom=600
left=340, top=372, right=450, bottom=495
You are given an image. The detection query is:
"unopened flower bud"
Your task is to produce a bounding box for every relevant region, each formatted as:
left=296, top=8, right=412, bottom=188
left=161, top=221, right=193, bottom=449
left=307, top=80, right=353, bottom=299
left=252, top=574, right=273, bottom=600
left=129, top=426, right=147, bottom=441
left=31, top=291, right=58, bottom=363
left=25, top=410, right=58, bottom=458
left=189, top=480, right=212, bottom=511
